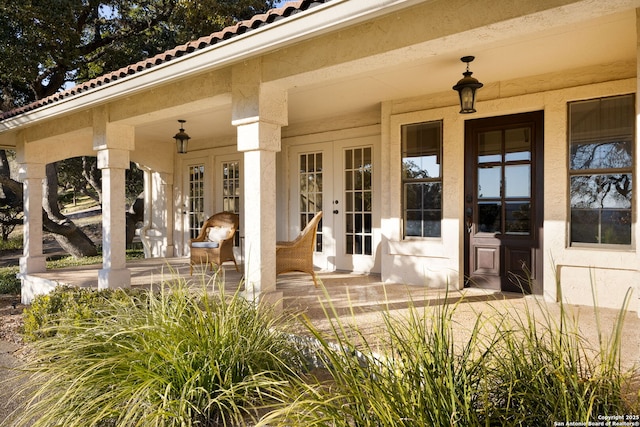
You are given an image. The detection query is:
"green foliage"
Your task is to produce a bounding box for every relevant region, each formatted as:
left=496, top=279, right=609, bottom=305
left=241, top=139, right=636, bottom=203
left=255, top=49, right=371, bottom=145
left=0, top=0, right=276, bottom=110
left=22, top=285, right=148, bottom=341
left=44, top=248, right=144, bottom=269
left=0, top=236, right=21, bottom=251
left=484, top=299, right=629, bottom=424
left=0, top=265, right=20, bottom=294
left=11, top=281, right=304, bottom=427
left=261, top=289, right=638, bottom=426
left=7, top=279, right=637, bottom=426
left=0, top=250, right=145, bottom=296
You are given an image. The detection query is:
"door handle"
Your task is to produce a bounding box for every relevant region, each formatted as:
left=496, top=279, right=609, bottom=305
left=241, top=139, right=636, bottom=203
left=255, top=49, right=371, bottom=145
left=333, top=210, right=339, bottom=214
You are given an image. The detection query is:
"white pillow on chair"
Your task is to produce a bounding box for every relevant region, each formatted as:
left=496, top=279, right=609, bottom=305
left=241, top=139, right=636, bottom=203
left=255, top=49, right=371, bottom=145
left=207, top=226, right=230, bottom=243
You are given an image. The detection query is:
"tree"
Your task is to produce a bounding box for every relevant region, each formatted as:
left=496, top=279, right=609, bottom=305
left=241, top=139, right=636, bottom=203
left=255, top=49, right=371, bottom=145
left=0, top=0, right=275, bottom=256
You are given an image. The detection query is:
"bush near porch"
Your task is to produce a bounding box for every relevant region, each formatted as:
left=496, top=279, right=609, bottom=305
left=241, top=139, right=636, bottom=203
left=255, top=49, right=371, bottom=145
left=6, top=280, right=638, bottom=427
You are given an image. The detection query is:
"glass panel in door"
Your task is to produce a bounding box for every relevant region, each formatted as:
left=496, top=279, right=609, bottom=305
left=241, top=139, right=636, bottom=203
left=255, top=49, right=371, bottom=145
left=299, top=152, right=323, bottom=251
left=344, top=146, right=372, bottom=255
left=188, top=164, right=205, bottom=239
left=222, top=160, right=240, bottom=246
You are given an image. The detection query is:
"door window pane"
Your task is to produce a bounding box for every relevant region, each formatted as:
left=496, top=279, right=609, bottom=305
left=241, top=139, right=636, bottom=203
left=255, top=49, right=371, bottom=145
left=299, top=152, right=323, bottom=251
left=505, top=128, right=531, bottom=161
left=478, top=166, right=501, bottom=199
left=478, top=202, right=501, bottom=233
left=189, top=164, right=205, bottom=239
left=345, top=147, right=373, bottom=255
left=505, top=202, right=530, bottom=235
left=478, top=130, right=502, bottom=163
left=505, top=165, right=530, bottom=198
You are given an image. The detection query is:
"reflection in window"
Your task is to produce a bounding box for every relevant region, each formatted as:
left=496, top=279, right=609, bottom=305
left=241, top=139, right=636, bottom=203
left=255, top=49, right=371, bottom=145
left=475, top=126, right=532, bottom=236
left=345, top=147, right=372, bottom=255
left=569, top=95, right=634, bottom=245
left=300, top=152, right=323, bottom=252
left=222, top=161, right=241, bottom=246
left=189, top=165, right=205, bottom=239
left=402, top=121, right=442, bottom=238
left=478, top=202, right=501, bottom=233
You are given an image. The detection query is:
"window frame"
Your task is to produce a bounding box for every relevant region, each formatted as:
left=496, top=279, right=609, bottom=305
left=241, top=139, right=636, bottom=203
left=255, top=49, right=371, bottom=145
left=401, top=120, right=443, bottom=239
left=567, top=93, right=635, bottom=248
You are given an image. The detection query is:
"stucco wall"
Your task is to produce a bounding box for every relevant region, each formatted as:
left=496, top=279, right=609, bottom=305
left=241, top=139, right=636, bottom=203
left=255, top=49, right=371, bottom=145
left=381, top=70, right=638, bottom=313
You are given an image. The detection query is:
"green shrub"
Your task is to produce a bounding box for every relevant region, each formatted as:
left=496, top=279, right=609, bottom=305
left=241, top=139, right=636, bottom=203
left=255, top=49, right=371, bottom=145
left=22, top=285, right=147, bottom=340
left=10, top=280, right=304, bottom=427
left=0, top=236, right=22, bottom=251
left=0, top=266, right=20, bottom=294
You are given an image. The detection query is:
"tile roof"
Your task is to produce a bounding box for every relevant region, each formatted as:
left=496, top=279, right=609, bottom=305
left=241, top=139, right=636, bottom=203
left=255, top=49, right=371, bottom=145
left=1, top=0, right=330, bottom=121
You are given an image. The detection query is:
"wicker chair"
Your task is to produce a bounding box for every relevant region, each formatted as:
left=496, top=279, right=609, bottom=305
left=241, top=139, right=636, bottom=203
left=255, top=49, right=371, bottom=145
left=276, top=211, right=323, bottom=287
left=190, top=212, right=239, bottom=275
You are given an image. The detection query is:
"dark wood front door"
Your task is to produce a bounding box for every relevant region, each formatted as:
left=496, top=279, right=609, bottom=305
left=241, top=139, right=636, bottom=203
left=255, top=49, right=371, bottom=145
left=464, top=111, right=544, bottom=294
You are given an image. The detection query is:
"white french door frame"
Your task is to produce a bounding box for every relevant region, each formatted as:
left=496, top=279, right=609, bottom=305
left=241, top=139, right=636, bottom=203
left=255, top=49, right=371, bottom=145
left=215, top=153, right=243, bottom=263
left=180, top=156, right=212, bottom=255
left=287, top=135, right=380, bottom=274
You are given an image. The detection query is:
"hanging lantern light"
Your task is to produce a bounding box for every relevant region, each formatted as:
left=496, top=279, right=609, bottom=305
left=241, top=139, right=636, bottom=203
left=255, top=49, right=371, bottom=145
left=173, top=119, right=190, bottom=154
left=452, top=56, right=483, bottom=114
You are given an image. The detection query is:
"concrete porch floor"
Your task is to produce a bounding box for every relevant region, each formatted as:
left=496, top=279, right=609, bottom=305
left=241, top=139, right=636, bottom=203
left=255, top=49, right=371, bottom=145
left=25, top=257, right=640, bottom=372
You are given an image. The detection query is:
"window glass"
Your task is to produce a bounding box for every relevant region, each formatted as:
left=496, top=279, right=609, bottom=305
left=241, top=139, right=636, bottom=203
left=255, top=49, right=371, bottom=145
left=568, top=94, right=634, bottom=245
left=299, top=152, right=323, bottom=251
left=402, top=121, right=442, bottom=238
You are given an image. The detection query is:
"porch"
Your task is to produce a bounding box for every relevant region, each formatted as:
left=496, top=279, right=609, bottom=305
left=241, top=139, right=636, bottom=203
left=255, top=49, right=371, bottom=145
left=18, top=257, right=640, bottom=372
left=21, top=257, right=507, bottom=317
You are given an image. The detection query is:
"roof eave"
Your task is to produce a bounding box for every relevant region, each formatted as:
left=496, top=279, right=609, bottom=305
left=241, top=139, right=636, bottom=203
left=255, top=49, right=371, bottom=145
left=0, top=0, right=424, bottom=135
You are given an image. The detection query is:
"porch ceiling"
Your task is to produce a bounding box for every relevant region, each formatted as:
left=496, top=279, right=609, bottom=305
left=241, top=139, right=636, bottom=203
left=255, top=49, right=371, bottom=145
left=133, top=8, right=635, bottom=146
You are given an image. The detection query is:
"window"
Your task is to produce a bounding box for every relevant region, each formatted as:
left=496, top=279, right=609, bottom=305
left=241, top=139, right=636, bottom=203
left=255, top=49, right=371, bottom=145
left=402, top=121, right=442, bottom=238
left=569, top=94, right=634, bottom=245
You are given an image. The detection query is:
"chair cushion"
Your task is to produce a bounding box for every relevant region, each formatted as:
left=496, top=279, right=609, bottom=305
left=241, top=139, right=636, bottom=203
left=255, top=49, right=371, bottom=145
left=191, top=241, right=220, bottom=248
left=207, top=226, right=230, bottom=242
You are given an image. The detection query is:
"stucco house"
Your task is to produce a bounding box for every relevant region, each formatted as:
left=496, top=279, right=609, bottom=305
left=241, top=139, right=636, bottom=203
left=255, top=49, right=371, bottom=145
left=1, top=0, right=639, bottom=315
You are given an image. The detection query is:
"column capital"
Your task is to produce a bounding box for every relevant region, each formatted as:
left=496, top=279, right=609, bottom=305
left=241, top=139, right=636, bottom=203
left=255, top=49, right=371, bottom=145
left=93, top=107, right=135, bottom=151
left=97, top=148, right=130, bottom=170
left=17, top=162, right=46, bottom=181
left=232, top=62, right=288, bottom=127
left=235, top=120, right=281, bottom=152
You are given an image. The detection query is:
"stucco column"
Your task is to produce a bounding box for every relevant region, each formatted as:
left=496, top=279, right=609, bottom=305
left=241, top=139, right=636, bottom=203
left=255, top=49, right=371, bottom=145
left=236, top=121, right=280, bottom=301
left=232, top=61, right=287, bottom=305
left=94, top=109, right=134, bottom=289
left=18, top=162, right=46, bottom=275
left=97, top=148, right=131, bottom=288
left=140, top=170, right=174, bottom=258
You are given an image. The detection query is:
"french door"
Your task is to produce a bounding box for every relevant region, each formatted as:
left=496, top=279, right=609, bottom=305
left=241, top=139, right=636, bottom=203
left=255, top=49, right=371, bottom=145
left=289, top=136, right=378, bottom=273
left=464, top=111, right=544, bottom=294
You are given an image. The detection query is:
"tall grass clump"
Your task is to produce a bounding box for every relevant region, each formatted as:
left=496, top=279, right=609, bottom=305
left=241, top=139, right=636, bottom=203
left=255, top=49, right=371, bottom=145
left=260, top=286, right=637, bottom=426
left=9, top=280, right=304, bottom=427
left=486, top=286, right=636, bottom=424
left=260, top=290, right=501, bottom=426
